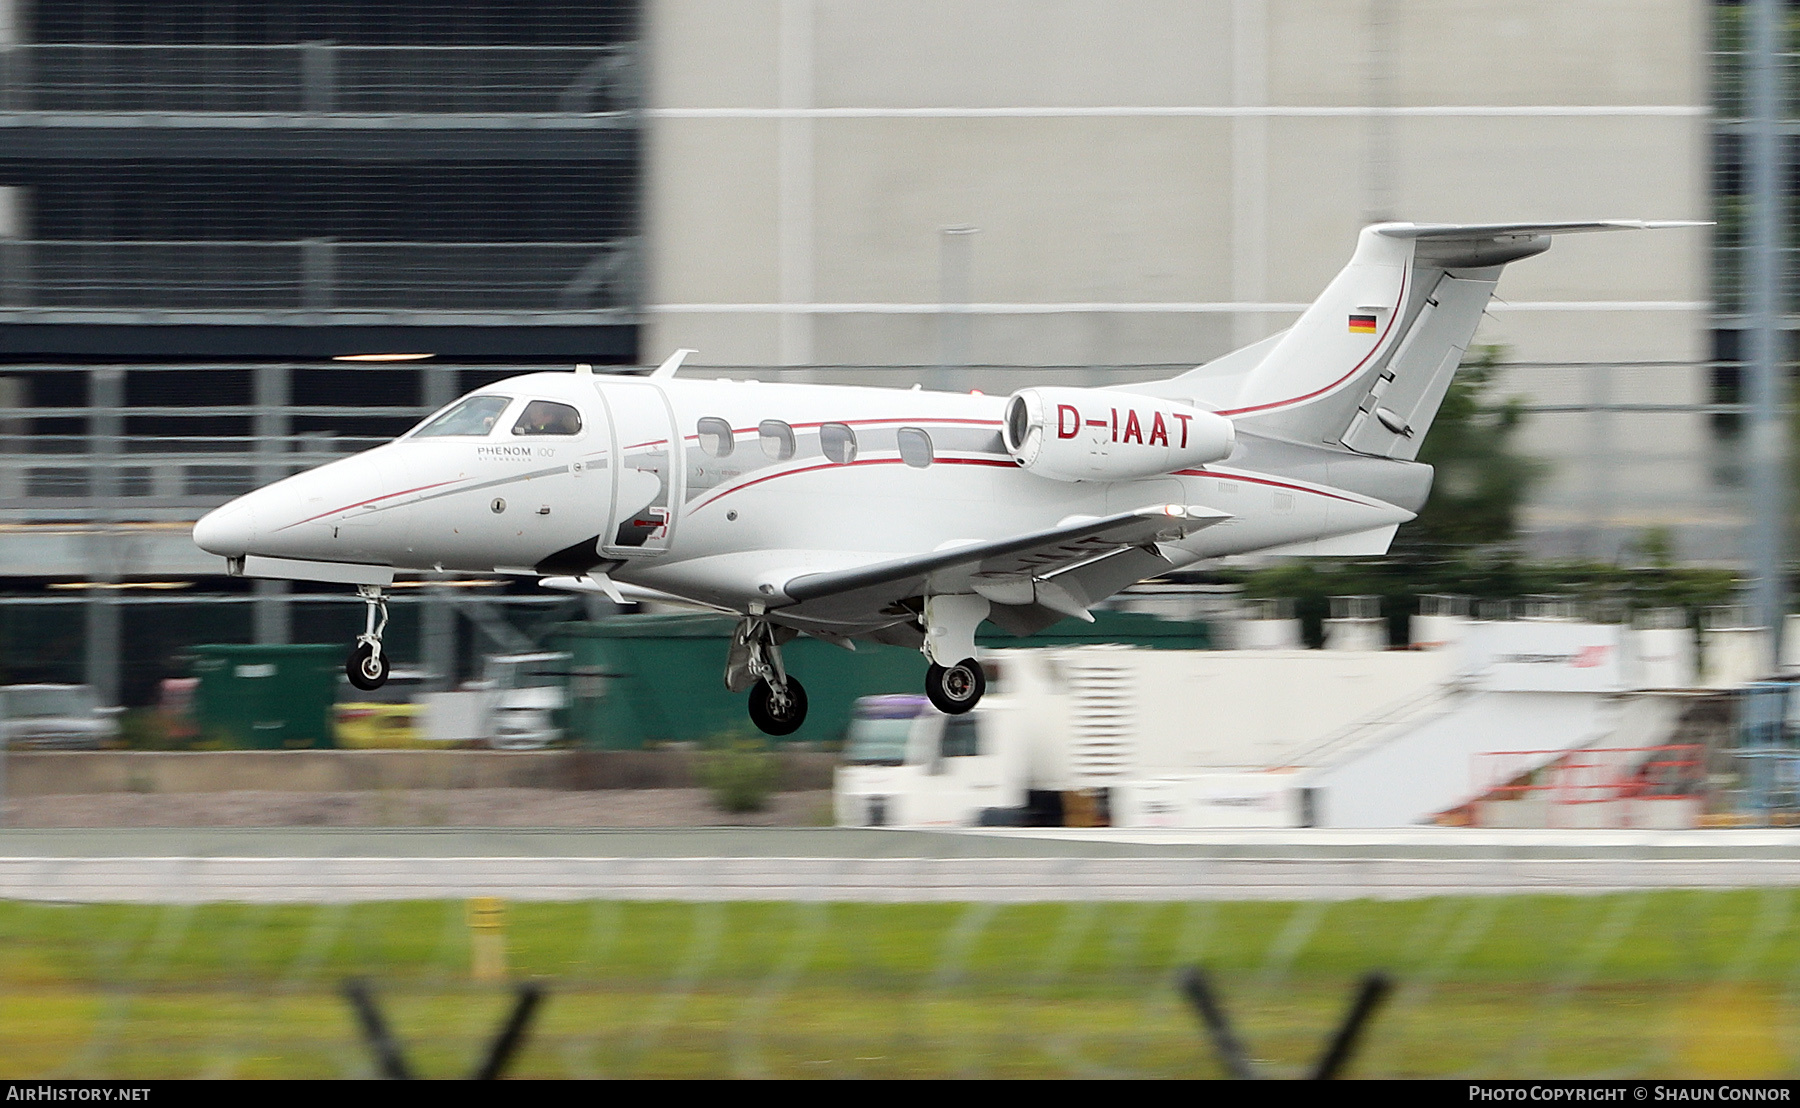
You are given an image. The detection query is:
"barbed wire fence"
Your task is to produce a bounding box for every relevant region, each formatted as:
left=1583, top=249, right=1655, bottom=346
left=4, top=890, right=1800, bottom=1078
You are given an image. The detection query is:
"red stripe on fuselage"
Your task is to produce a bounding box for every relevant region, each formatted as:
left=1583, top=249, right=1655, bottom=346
left=690, top=455, right=1016, bottom=511
left=277, top=478, right=464, bottom=531
left=1175, top=468, right=1367, bottom=506
left=680, top=416, right=1003, bottom=443
left=1217, top=266, right=1408, bottom=417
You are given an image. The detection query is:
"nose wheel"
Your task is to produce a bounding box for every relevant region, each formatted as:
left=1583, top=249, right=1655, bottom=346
left=727, top=617, right=809, bottom=735
left=749, top=676, right=809, bottom=736
left=345, top=584, right=391, bottom=691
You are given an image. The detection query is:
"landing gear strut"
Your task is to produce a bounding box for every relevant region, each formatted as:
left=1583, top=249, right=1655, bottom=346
left=922, top=594, right=989, bottom=715
left=346, top=584, right=391, bottom=691
left=727, top=617, right=808, bottom=735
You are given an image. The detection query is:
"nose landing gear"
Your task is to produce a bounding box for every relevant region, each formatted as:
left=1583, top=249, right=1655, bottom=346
left=346, top=584, right=391, bottom=691
left=727, top=617, right=808, bottom=735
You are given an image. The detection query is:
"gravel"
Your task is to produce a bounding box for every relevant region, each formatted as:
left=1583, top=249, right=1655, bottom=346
left=0, top=788, right=836, bottom=828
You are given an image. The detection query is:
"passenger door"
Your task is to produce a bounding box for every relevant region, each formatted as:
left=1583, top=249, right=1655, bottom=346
left=597, top=381, right=682, bottom=557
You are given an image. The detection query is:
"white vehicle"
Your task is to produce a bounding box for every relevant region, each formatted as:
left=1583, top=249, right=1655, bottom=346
left=0, top=684, right=119, bottom=750
left=194, top=221, right=1696, bottom=736
left=484, top=652, right=568, bottom=750
left=416, top=652, right=570, bottom=749
left=834, top=693, right=1031, bottom=828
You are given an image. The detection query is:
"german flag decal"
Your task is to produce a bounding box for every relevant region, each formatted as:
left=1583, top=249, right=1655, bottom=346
left=1348, top=313, right=1379, bottom=334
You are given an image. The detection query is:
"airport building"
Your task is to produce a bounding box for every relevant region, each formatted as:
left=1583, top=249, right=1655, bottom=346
left=0, top=1, right=1753, bottom=703
left=641, top=0, right=1716, bottom=559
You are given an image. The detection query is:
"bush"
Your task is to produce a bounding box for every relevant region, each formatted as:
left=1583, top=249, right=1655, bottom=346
left=698, top=734, right=781, bottom=814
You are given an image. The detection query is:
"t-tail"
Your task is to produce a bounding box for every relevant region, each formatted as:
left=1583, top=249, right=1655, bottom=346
left=1155, top=221, right=1702, bottom=458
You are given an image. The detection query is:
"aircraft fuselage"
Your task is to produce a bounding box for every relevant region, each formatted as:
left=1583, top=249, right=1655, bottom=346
left=195, top=370, right=1424, bottom=637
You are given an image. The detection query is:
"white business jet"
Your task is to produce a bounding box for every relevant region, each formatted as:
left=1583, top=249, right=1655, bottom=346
left=193, top=221, right=1694, bottom=734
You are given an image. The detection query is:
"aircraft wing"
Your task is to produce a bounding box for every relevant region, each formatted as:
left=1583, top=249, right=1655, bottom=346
left=779, top=504, right=1228, bottom=618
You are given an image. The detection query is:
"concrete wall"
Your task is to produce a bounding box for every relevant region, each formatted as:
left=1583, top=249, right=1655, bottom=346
left=641, top=1, right=1713, bottom=556
left=643, top=0, right=1707, bottom=370
left=1, top=750, right=839, bottom=796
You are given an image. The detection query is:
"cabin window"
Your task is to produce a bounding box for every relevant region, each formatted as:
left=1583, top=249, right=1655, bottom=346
left=820, top=422, right=858, bottom=464
left=697, top=417, right=735, bottom=457
left=897, top=427, right=933, bottom=468
left=511, top=400, right=583, bottom=436
left=412, top=395, right=512, bottom=438
left=760, top=420, right=796, bottom=461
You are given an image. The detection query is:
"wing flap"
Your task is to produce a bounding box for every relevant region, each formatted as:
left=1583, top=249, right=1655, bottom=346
left=780, top=504, right=1227, bottom=606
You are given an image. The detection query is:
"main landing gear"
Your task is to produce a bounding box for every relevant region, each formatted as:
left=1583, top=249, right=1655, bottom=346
left=346, top=584, right=391, bottom=691
left=727, top=617, right=808, bottom=736
left=926, top=657, right=985, bottom=715
left=725, top=595, right=993, bottom=735
left=921, top=594, right=989, bottom=715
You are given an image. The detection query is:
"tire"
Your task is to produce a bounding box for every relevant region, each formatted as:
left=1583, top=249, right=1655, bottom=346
left=748, top=676, right=808, bottom=736
left=926, top=657, right=985, bottom=715
left=346, top=642, right=391, bottom=691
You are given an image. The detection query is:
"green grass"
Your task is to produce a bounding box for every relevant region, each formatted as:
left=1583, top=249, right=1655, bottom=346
left=2, top=893, right=1799, bottom=1077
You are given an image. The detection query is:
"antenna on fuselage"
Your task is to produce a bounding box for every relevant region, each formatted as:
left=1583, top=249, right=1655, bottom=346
left=574, top=363, right=593, bottom=375
left=650, top=348, right=697, bottom=380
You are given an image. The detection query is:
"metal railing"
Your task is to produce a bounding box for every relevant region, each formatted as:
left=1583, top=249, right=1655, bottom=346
left=0, top=44, right=638, bottom=115
left=0, top=435, right=392, bottom=522
left=0, top=239, right=638, bottom=313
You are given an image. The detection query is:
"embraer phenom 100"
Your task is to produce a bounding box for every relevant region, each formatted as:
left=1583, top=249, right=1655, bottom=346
left=194, top=221, right=1695, bottom=734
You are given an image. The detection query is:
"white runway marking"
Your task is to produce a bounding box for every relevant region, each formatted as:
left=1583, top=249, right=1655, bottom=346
left=8, top=852, right=1800, bottom=904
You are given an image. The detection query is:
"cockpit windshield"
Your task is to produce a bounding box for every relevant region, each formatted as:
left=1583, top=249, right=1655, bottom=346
left=411, top=395, right=512, bottom=438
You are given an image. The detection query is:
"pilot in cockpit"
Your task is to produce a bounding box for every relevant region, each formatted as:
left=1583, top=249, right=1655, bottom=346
left=513, top=400, right=583, bottom=436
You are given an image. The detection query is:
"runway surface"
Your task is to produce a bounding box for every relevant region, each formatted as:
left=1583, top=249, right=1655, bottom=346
left=8, top=826, right=1800, bottom=902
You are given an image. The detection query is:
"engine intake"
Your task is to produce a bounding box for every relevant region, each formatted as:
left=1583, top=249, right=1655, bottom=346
left=1001, top=387, right=1235, bottom=482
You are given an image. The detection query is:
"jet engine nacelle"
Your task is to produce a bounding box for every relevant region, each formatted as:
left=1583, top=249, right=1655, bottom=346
left=1000, top=387, right=1236, bottom=482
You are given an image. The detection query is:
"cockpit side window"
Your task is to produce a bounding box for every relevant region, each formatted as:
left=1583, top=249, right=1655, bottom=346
left=511, top=399, right=583, bottom=436
left=412, top=395, right=512, bottom=438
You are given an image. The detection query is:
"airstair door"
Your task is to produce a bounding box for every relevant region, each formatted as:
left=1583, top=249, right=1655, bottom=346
left=596, top=381, right=683, bottom=557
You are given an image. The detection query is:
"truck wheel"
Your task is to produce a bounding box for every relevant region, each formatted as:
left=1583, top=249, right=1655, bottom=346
left=749, top=676, right=808, bottom=736
left=346, top=642, right=390, bottom=691
left=926, top=658, right=985, bottom=715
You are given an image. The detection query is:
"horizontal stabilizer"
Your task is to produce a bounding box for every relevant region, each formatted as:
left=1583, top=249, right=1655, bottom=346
left=1376, top=220, right=1707, bottom=240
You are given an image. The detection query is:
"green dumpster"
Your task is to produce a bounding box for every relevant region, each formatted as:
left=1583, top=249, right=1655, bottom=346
left=550, top=609, right=1212, bottom=750
left=553, top=615, right=927, bottom=749
left=190, top=644, right=341, bottom=749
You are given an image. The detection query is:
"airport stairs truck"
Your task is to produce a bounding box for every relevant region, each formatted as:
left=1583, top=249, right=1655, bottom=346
left=834, top=616, right=1711, bottom=829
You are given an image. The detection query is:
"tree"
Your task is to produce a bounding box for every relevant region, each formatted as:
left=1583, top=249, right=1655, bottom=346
left=1397, top=344, right=1546, bottom=550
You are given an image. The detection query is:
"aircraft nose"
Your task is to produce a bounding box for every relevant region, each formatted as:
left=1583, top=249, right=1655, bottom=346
left=192, top=500, right=258, bottom=558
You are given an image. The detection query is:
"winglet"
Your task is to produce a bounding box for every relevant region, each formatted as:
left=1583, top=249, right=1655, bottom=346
left=650, top=348, right=697, bottom=380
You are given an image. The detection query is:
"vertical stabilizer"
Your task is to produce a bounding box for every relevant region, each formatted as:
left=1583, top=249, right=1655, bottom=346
left=1147, top=221, right=1699, bottom=459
